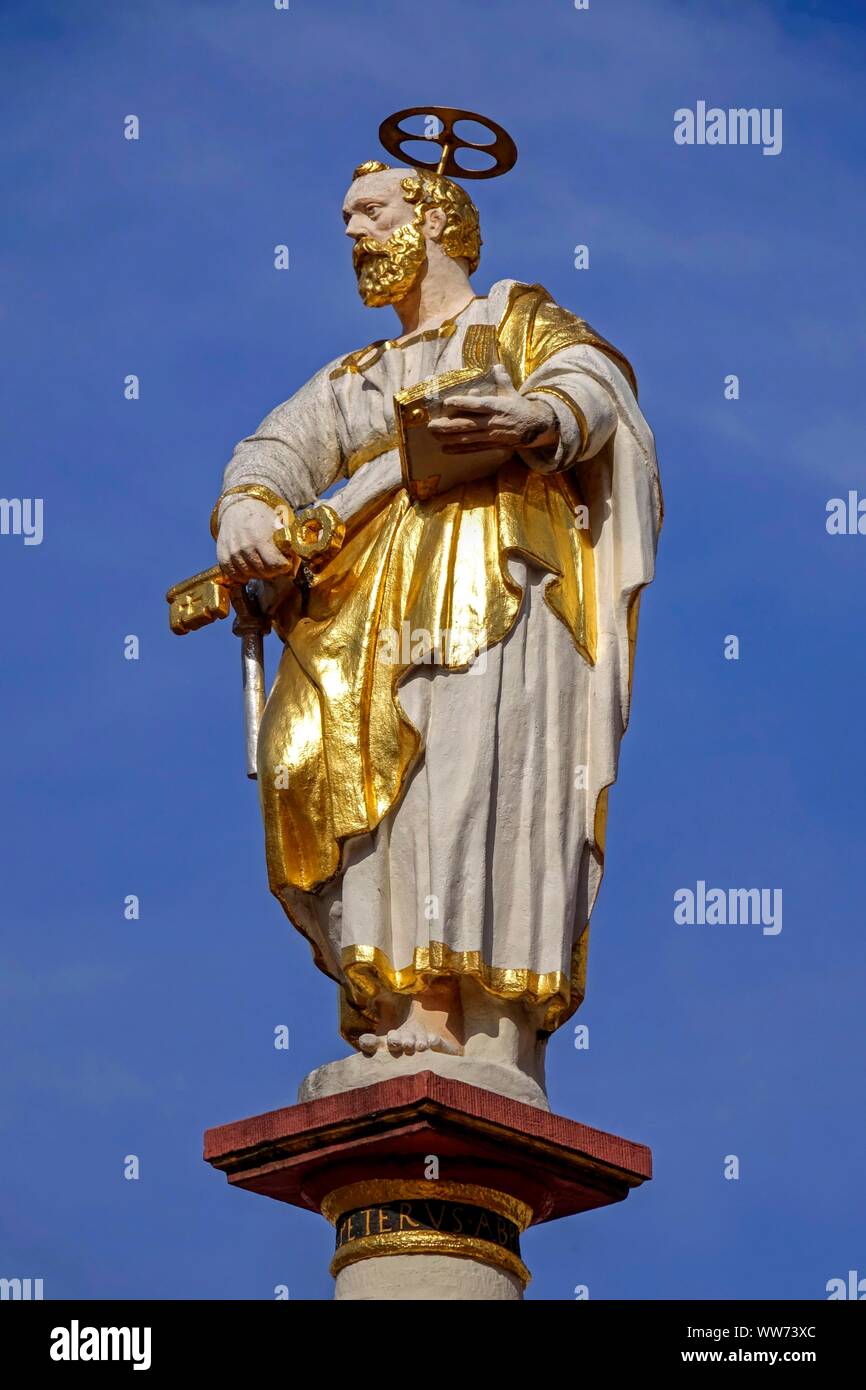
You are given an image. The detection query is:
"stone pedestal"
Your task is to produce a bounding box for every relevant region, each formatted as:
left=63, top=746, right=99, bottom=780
left=204, top=1071, right=651, bottom=1300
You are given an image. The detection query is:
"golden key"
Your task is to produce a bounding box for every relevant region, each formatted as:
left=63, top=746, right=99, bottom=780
left=165, top=502, right=345, bottom=779
left=166, top=503, right=345, bottom=636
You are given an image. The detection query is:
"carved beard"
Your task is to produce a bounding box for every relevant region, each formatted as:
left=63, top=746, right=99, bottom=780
left=353, top=216, right=427, bottom=307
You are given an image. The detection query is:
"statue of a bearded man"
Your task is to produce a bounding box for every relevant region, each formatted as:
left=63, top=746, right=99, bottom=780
left=213, top=158, right=662, bottom=1107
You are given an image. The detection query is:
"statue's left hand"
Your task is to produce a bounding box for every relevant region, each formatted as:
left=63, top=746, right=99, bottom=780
left=429, top=367, right=558, bottom=456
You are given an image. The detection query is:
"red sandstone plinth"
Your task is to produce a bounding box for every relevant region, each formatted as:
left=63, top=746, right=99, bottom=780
left=204, top=1071, right=651, bottom=1226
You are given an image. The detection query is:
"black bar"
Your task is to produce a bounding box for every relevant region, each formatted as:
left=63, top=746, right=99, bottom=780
left=1, top=1299, right=860, bottom=1374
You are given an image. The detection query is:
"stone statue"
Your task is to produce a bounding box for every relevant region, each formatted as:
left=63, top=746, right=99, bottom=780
left=198, top=111, right=662, bottom=1108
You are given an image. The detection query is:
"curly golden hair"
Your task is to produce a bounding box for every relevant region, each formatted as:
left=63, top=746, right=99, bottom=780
left=351, top=161, right=482, bottom=273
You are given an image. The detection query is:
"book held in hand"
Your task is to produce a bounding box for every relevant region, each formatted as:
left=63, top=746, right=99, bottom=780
left=394, top=325, right=513, bottom=500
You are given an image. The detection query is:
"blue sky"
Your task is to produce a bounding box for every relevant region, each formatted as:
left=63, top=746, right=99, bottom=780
left=1, top=0, right=864, bottom=1300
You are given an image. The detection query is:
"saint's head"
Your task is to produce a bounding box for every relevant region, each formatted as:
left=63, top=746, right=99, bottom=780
left=343, top=161, right=482, bottom=307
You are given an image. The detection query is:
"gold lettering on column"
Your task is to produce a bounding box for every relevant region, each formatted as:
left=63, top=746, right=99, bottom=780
left=398, top=1202, right=420, bottom=1231
left=424, top=1201, right=446, bottom=1230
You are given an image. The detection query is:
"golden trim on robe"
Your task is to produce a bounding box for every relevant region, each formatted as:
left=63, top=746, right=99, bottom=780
left=346, top=432, right=399, bottom=478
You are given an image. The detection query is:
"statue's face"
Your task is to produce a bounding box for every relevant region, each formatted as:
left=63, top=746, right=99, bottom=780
left=343, top=170, right=428, bottom=308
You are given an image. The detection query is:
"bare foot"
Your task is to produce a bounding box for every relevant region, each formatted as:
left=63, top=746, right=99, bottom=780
left=357, top=981, right=463, bottom=1058
left=358, top=1023, right=461, bottom=1057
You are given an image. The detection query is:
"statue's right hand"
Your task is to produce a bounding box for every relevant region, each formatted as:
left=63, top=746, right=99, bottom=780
left=216, top=497, right=291, bottom=581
